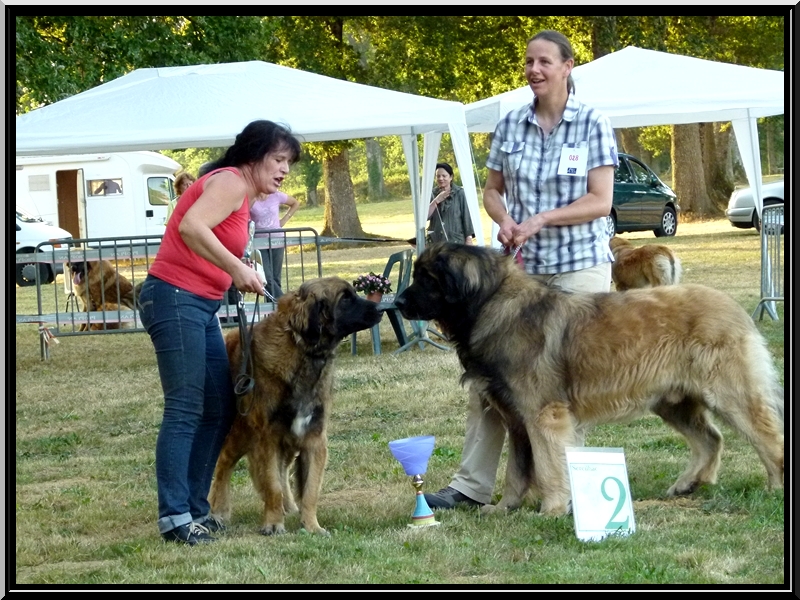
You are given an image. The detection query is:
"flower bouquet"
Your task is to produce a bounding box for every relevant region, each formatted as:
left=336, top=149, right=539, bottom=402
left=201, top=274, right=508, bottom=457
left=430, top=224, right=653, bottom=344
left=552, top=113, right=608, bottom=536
left=353, top=272, right=392, bottom=301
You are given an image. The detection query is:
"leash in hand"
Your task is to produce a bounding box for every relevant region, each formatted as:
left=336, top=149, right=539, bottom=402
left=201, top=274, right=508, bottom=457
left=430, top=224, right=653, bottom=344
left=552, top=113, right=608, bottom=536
left=503, top=243, right=524, bottom=267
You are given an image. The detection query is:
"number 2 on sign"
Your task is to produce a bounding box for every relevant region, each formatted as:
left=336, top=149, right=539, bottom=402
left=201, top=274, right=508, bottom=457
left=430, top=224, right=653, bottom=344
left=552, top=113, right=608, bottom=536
left=602, top=476, right=629, bottom=529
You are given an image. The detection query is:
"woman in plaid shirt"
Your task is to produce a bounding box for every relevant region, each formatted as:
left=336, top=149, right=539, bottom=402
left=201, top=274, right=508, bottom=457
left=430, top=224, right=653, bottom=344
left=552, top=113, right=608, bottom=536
left=425, top=30, right=619, bottom=511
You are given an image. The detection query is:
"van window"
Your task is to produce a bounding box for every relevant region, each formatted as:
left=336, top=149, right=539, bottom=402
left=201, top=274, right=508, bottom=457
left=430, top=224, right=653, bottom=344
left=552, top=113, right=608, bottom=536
left=628, top=160, right=653, bottom=185
left=148, top=176, right=172, bottom=206
left=88, top=178, right=123, bottom=196
left=614, top=161, right=633, bottom=184
left=28, top=174, right=51, bottom=192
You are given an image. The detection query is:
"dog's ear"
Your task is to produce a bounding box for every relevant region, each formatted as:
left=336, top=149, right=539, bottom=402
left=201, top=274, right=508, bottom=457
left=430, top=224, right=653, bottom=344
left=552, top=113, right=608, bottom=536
left=436, top=253, right=465, bottom=303
left=307, top=295, right=332, bottom=347
left=288, top=285, right=332, bottom=347
left=283, top=289, right=306, bottom=331
left=435, top=247, right=494, bottom=304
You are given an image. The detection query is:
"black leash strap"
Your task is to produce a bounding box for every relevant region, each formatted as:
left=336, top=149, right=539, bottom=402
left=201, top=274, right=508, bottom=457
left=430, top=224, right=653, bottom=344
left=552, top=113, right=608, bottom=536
left=233, top=290, right=259, bottom=415
left=233, top=220, right=279, bottom=415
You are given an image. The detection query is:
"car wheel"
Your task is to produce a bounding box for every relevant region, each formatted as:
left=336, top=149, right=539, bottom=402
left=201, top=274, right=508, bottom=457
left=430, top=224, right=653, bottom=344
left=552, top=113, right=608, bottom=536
left=754, top=200, right=783, bottom=234
left=605, top=214, right=617, bottom=238
left=16, top=254, right=54, bottom=287
left=654, top=206, right=677, bottom=237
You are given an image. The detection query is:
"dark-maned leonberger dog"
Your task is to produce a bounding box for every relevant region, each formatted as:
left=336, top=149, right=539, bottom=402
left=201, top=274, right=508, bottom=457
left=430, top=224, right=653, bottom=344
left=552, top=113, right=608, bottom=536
left=209, top=277, right=382, bottom=535
left=395, top=243, right=784, bottom=516
left=67, top=259, right=137, bottom=330
left=609, top=236, right=682, bottom=290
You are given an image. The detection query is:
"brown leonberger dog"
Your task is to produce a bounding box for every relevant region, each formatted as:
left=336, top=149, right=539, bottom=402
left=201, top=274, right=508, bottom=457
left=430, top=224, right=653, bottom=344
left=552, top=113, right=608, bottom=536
left=609, top=236, right=682, bottom=290
left=67, top=259, right=136, bottom=330
left=395, top=243, right=784, bottom=516
left=209, top=277, right=383, bottom=535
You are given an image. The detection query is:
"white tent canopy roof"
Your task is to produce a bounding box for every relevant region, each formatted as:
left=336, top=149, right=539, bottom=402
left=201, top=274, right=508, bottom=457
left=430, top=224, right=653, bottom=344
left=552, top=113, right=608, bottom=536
left=15, top=60, right=483, bottom=245
left=465, top=46, right=784, bottom=132
left=16, top=60, right=472, bottom=154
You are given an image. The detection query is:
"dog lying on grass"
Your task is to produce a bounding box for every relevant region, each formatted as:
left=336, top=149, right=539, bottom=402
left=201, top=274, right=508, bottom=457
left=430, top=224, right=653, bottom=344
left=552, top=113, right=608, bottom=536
left=67, top=259, right=136, bottom=331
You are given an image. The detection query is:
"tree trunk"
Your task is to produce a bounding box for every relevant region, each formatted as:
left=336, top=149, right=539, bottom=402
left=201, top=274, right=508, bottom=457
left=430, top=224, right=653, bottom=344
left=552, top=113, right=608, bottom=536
left=366, top=138, right=386, bottom=199
left=590, top=17, right=616, bottom=59
left=766, top=122, right=775, bottom=175
left=322, top=148, right=366, bottom=238
left=717, top=125, right=734, bottom=183
left=727, top=130, right=745, bottom=183
left=672, top=124, right=718, bottom=218
left=616, top=128, right=651, bottom=165
left=700, top=123, right=734, bottom=208
left=306, top=187, right=320, bottom=208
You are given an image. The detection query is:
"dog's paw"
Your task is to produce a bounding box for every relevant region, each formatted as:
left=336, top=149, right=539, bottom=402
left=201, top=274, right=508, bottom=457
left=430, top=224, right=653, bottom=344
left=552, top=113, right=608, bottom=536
left=259, top=523, right=287, bottom=536
left=535, top=494, right=571, bottom=516
left=299, top=525, right=330, bottom=536
left=539, top=503, right=570, bottom=517
left=480, top=504, right=500, bottom=516
left=666, top=480, right=699, bottom=497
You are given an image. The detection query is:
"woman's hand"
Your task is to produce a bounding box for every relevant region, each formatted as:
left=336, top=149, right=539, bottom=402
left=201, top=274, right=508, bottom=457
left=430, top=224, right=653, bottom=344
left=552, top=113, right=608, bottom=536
left=232, top=262, right=267, bottom=296
left=495, top=214, right=519, bottom=247
left=433, top=189, right=448, bottom=205
left=510, top=214, right=546, bottom=247
left=279, top=195, right=300, bottom=227
left=428, top=189, right=450, bottom=218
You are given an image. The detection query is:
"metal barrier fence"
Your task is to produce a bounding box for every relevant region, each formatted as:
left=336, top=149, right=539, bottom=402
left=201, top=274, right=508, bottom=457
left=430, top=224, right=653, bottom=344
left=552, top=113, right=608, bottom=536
left=16, top=227, right=323, bottom=359
left=752, top=205, right=784, bottom=321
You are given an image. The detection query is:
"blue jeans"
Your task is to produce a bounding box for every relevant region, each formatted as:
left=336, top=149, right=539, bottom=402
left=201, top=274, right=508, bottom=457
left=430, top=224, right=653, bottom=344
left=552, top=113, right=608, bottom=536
left=138, top=275, right=236, bottom=534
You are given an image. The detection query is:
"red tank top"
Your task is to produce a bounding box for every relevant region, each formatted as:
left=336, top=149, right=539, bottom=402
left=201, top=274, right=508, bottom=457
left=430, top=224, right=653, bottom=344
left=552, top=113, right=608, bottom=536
left=149, top=167, right=250, bottom=300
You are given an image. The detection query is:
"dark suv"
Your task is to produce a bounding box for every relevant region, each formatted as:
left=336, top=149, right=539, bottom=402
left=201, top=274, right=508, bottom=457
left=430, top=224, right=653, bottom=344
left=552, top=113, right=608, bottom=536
left=606, top=153, right=680, bottom=237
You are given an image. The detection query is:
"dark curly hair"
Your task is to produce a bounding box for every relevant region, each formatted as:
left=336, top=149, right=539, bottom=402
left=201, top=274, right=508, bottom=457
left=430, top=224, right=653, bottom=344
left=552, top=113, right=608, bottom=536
left=201, top=120, right=301, bottom=175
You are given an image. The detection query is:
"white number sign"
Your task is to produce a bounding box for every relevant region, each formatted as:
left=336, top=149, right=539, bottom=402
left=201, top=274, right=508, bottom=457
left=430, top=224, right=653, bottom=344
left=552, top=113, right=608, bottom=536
left=566, top=447, right=636, bottom=542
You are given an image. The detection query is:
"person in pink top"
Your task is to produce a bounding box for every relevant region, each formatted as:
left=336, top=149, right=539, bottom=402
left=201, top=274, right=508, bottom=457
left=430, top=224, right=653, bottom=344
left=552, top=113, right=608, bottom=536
left=250, top=191, right=300, bottom=299
left=138, top=120, right=301, bottom=545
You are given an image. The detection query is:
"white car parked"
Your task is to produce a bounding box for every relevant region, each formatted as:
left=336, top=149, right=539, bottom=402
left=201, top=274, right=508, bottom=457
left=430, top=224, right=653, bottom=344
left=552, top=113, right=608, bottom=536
left=15, top=207, right=73, bottom=286
left=725, top=179, right=784, bottom=233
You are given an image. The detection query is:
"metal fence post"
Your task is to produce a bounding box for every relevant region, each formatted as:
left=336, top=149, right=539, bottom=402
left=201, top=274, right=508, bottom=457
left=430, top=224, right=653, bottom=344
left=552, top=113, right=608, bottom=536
left=752, top=205, right=784, bottom=321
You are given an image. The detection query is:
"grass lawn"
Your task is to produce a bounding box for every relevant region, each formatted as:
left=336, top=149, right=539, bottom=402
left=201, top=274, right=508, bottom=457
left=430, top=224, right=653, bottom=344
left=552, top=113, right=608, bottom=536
left=13, top=201, right=785, bottom=589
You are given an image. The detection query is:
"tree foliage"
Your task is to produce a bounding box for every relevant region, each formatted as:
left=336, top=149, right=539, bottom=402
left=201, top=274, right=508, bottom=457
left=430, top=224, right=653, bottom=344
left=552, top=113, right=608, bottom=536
left=16, top=16, right=274, bottom=114
left=16, top=15, right=785, bottom=225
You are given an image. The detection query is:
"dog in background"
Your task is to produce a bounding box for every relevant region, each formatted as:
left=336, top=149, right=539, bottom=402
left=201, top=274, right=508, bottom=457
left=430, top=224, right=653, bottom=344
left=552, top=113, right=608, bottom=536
left=396, top=243, right=783, bottom=517
left=208, top=277, right=383, bottom=536
left=67, top=259, right=136, bottom=331
left=609, top=236, right=682, bottom=291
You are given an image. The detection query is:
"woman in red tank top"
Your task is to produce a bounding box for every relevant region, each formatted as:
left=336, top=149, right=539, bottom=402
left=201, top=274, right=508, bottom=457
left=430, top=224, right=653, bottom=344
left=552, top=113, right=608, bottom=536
left=138, top=120, right=301, bottom=545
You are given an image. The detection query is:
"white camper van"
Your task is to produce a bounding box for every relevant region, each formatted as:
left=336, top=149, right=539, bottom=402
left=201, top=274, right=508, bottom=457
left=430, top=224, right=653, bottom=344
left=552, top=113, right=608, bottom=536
left=15, top=151, right=181, bottom=241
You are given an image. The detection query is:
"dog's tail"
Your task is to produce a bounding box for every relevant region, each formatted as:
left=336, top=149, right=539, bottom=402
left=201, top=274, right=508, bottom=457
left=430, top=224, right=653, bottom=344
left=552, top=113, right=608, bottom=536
left=747, top=331, right=785, bottom=435
left=654, top=253, right=682, bottom=286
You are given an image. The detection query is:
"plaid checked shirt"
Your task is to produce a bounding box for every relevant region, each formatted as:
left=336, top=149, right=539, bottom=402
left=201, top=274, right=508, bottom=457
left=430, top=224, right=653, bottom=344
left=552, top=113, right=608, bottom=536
left=486, top=92, right=618, bottom=274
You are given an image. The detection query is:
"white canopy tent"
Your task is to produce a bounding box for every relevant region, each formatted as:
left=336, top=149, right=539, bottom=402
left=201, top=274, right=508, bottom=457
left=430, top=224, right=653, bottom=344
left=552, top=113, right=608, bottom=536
left=15, top=60, right=483, bottom=247
left=464, top=46, right=784, bottom=235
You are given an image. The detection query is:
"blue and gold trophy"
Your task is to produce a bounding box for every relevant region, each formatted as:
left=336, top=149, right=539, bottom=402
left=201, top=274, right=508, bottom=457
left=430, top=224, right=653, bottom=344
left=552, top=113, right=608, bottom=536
left=388, top=435, right=440, bottom=528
